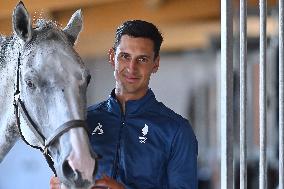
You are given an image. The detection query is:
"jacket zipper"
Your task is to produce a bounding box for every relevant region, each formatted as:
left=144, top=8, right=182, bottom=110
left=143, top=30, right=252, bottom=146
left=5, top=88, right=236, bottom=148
left=112, top=109, right=125, bottom=179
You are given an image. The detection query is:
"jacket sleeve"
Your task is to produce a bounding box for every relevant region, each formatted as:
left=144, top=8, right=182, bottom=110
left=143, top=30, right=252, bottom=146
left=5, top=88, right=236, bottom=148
left=167, top=120, right=198, bottom=189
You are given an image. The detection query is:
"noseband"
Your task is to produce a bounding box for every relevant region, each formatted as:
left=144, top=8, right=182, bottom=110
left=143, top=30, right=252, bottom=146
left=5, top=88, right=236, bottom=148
left=13, top=52, right=88, bottom=176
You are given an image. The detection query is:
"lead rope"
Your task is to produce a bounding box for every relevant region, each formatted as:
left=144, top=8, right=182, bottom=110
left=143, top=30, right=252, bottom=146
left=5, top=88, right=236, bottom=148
left=13, top=52, right=57, bottom=176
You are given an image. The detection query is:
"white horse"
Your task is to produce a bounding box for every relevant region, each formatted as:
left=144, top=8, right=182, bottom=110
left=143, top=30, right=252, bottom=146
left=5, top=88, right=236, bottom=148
left=0, top=2, right=96, bottom=189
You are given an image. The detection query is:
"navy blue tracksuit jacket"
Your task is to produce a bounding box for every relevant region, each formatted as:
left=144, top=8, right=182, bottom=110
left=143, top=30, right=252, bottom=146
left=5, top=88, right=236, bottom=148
left=87, top=89, right=198, bottom=189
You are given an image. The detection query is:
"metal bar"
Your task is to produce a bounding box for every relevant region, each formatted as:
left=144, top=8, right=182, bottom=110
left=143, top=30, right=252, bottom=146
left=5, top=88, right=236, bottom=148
left=259, top=0, right=267, bottom=189
left=279, top=0, right=284, bottom=188
left=221, top=0, right=234, bottom=188
left=240, top=0, right=247, bottom=188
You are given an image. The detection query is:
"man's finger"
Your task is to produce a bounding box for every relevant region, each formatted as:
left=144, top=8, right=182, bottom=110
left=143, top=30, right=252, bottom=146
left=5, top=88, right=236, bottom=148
left=50, top=176, right=61, bottom=189
left=95, top=178, right=108, bottom=186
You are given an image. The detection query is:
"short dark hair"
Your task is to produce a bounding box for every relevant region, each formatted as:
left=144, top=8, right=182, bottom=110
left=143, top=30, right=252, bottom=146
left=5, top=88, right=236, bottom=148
left=113, top=20, right=163, bottom=59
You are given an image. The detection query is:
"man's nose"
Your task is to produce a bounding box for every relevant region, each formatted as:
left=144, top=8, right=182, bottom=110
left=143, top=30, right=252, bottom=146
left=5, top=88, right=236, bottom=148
left=127, top=59, right=138, bottom=73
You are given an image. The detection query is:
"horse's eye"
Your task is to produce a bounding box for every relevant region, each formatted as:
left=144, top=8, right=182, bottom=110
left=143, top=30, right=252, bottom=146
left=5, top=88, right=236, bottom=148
left=26, top=80, right=36, bottom=89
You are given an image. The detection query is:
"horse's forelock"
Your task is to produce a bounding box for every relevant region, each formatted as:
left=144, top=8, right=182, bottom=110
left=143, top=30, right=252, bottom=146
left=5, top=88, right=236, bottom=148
left=22, top=19, right=70, bottom=52
left=35, top=18, right=60, bottom=31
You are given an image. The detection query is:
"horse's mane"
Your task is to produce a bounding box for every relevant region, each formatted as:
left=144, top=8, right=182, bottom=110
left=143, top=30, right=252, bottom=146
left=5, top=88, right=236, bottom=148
left=34, top=18, right=62, bottom=32
left=0, top=36, right=17, bottom=69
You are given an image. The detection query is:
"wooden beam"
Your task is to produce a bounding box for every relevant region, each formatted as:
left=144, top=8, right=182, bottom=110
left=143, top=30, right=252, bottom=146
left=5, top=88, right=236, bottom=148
left=246, top=16, right=277, bottom=37
left=54, top=0, right=221, bottom=33
left=0, top=0, right=125, bottom=19
left=0, top=18, right=11, bottom=35
left=1, top=0, right=278, bottom=58
left=247, top=0, right=276, bottom=7
left=74, top=20, right=221, bottom=57
left=145, top=0, right=169, bottom=9
left=74, top=15, right=277, bottom=57
left=50, top=0, right=222, bottom=57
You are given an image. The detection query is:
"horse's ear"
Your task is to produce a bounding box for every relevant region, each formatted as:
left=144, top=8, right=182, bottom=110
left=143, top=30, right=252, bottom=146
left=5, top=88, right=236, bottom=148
left=12, top=1, right=32, bottom=42
left=63, top=10, right=83, bottom=45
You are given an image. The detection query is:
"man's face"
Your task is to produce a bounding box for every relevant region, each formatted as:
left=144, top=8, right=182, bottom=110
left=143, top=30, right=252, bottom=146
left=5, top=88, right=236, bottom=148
left=109, top=35, right=159, bottom=99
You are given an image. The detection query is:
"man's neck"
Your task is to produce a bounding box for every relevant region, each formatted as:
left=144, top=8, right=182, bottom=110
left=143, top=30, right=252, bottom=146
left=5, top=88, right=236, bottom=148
left=114, top=88, right=147, bottom=113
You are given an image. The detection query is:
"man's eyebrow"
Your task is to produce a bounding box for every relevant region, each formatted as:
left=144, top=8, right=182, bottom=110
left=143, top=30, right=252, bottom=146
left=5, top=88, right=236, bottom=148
left=118, top=52, right=130, bottom=56
left=117, top=52, right=152, bottom=59
left=137, top=55, right=152, bottom=59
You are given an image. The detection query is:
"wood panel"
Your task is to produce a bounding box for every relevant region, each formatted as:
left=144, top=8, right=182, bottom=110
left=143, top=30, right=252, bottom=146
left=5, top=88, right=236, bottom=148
left=0, top=0, right=125, bottom=18
left=247, top=0, right=276, bottom=6
left=0, top=0, right=279, bottom=57
left=54, top=0, right=221, bottom=34
left=55, top=0, right=221, bottom=57
left=74, top=20, right=221, bottom=57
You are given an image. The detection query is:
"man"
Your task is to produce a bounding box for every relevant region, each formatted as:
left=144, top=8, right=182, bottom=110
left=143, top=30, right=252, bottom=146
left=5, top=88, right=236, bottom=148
left=51, top=20, right=198, bottom=189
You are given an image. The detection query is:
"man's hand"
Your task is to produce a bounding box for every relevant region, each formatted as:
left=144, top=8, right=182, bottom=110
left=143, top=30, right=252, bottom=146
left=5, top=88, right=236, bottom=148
left=50, top=176, right=61, bottom=189
left=50, top=176, right=68, bottom=189
left=51, top=175, right=124, bottom=189
left=94, top=175, right=125, bottom=189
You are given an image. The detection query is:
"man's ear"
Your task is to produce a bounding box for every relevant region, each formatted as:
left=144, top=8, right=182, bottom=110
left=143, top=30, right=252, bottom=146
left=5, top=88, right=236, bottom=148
left=108, top=48, right=115, bottom=67
left=152, top=56, right=160, bottom=73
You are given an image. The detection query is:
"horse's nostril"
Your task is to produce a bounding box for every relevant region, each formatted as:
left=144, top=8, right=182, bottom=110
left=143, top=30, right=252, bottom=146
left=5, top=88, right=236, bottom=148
left=62, top=160, right=77, bottom=180
left=62, top=160, right=91, bottom=187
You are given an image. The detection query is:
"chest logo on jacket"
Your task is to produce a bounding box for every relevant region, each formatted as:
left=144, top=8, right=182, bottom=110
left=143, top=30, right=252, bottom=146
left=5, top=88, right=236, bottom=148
left=92, top=122, right=104, bottom=135
left=139, top=124, right=149, bottom=143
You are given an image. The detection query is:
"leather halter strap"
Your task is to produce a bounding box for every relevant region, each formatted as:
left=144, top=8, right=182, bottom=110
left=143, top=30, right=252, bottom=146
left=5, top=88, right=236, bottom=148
left=45, top=120, right=87, bottom=148
left=13, top=52, right=88, bottom=176
left=17, top=98, right=87, bottom=149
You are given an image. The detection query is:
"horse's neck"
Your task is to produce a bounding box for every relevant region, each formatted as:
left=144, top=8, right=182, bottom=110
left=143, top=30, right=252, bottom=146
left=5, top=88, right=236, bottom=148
left=0, top=36, right=19, bottom=110
left=0, top=36, right=21, bottom=96
left=0, top=36, right=21, bottom=162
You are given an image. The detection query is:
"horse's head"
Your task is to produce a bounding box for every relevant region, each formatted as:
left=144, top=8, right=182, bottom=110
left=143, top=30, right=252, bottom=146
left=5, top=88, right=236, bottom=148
left=12, top=2, right=96, bottom=188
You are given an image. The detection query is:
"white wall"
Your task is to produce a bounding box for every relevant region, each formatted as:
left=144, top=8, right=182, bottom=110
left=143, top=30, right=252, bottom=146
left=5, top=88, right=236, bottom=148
left=0, top=141, right=52, bottom=189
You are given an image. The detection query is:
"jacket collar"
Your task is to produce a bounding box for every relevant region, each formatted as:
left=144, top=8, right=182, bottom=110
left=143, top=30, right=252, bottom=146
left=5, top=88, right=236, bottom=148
left=108, top=88, right=156, bottom=115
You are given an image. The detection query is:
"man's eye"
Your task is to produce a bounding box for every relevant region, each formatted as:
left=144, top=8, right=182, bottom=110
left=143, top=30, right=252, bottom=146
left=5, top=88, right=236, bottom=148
left=138, top=57, right=148, bottom=63
left=121, top=54, right=129, bottom=59
left=119, top=54, right=130, bottom=62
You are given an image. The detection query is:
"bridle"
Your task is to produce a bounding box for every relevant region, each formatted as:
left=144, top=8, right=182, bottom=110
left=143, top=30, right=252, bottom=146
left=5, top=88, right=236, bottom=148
left=13, top=52, right=88, bottom=176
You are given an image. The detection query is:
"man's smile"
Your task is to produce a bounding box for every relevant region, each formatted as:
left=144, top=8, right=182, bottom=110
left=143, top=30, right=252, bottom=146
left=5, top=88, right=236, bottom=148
left=124, top=74, right=140, bottom=83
